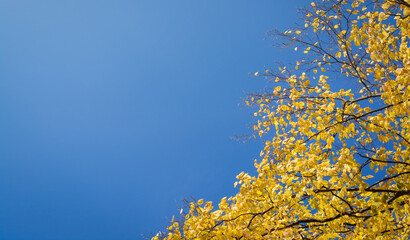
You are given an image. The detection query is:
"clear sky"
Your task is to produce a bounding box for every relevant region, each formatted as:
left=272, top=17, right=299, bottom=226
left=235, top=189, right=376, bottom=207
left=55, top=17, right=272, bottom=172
left=0, top=1, right=305, bottom=239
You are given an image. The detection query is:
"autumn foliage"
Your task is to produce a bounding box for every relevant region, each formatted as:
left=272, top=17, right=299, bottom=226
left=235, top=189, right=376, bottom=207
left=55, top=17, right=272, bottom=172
left=155, top=0, right=410, bottom=239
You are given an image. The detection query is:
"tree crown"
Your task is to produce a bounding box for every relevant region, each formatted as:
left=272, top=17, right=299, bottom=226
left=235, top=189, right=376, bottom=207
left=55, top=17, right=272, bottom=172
left=155, top=0, right=410, bottom=239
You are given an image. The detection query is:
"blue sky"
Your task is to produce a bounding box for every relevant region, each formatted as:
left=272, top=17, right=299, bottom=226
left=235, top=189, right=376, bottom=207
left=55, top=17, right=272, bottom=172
left=0, top=1, right=305, bottom=239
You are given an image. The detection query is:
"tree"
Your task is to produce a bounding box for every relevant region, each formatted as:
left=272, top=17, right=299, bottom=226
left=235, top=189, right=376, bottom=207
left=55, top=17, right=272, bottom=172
left=155, top=0, right=410, bottom=239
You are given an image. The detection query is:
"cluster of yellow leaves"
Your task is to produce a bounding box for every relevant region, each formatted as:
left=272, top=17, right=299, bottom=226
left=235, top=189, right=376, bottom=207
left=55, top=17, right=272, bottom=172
left=155, top=0, right=410, bottom=239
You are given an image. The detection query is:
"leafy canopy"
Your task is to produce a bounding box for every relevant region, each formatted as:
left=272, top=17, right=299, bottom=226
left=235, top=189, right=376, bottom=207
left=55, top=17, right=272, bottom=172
left=155, top=0, right=410, bottom=239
